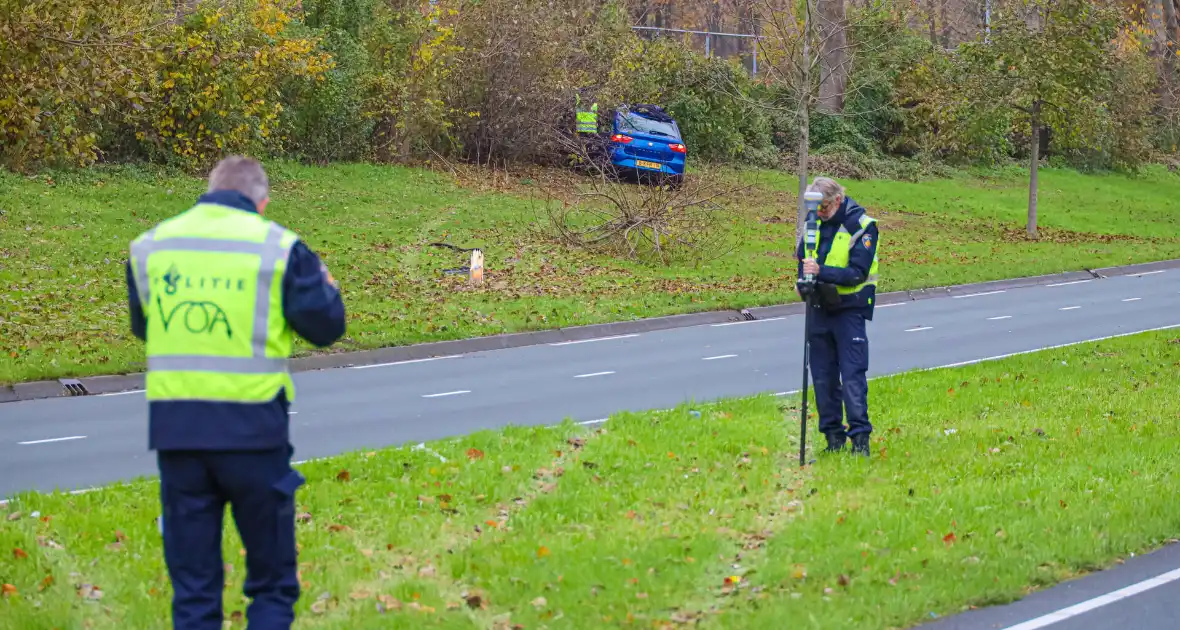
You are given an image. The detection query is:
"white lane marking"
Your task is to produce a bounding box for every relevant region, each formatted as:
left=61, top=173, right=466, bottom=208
left=18, top=436, right=87, bottom=446
left=98, top=389, right=145, bottom=397
left=702, top=354, right=738, bottom=361
left=953, top=290, right=1006, bottom=299
left=421, top=390, right=470, bottom=398
left=905, top=326, right=933, bottom=332
left=928, top=323, right=1180, bottom=370
left=999, top=565, right=1180, bottom=630
left=712, top=317, right=785, bottom=327
left=774, top=390, right=800, bottom=397
left=577, top=418, right=608, bottom=426
left=1123, top=297, right=1142, bottom=302
left=988, top=316, right=1012, bottom=321
left=1130, top=270, right=1165, bottom=277
left=549, top=334, right=639, bottom=347
left=574, top=371, right=615, bottom=379
left=289, top=411, right=298, bottom=415
left=351, top=355, right=460, bottom=370
left=876, top=302, right=906, bottom=308
left=1046, top=279, right=1092, bottom=287
left=1060, top=306, right=1081, bottom=311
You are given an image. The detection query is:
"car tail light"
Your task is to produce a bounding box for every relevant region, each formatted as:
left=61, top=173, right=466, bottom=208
left=610, top=134, right=633, bottom=144
left=669, top=143, right=687, bottom=153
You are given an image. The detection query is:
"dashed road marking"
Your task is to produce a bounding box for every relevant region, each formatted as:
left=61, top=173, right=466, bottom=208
left=549, top=334, right=640, bottom=347
left=905, top=326, right=933, bottom=332
left=574, top=371, right=615, bottom=379
left=702, top=354, right=738, bottom=361
left=1123, top=297, right=1142, bottom=302
left=421, top=390, right=471, bottom=399
left=98, top=389, right=145, bottom=397
left=18, top=436, right=87, bottom=446
left=1060, top=306, right=1081, bottom=311
left=988, top=315, right=1012, bottom=321
left=576, top=418, right=608, bottom=426
left=876, top=302, right=906, bottom=308
left=352, top=355, right=460, bottom=370
left=954, top=290, right=1006, bottom=299
left=1046, top=279, right=1092, bottom=287
left=712, top=317, right=785, bottom=327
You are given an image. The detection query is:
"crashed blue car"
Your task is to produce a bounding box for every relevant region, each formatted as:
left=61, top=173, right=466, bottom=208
left=607, top=104, right=686, bottom=186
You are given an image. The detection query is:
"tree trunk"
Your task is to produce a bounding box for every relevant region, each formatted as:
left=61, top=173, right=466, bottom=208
left=797, top=3, right=813, bottom=242
left=1164, top=0, right=1177, bottom=112
left=1027, top=103, right=1040, bottom=240
left=817, top=0, right=848, bottom=113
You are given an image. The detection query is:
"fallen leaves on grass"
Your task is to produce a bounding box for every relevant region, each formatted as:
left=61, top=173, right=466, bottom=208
left=536, top=545, right=551, bottom=558
left=336, top=470, right=351, bottom=482
left=1, top=584, right=17, bottom=598
left=467, top=448, right=485, bottom=460
left=77, top=584, right=103, bottom=600
left=943, top=532, right=957, bottom=546
left=39, top=575, right=54, bottom=591
left=12, top=548, right=28, bottom=560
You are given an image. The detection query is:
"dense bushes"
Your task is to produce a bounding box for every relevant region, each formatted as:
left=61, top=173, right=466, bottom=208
left=1, top=0, right=1176, bottom=175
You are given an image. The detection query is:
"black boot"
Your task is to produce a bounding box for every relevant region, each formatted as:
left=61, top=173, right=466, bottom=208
left=823, top=432, right=847, bottom=454
left=850, top=433, right=871, bottom=458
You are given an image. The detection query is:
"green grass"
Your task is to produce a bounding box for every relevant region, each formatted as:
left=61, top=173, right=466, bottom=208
left=3, top=162, right=1179, bottom=385
left=3, top=330, right=1179, bottom=629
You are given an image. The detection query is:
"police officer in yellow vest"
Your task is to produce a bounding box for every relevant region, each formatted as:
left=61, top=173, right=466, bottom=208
left=575, top=88, right=599, bottom=136
left=125, top=156, right=346, bottom=629
left=795, top=177, right=879, bottom=457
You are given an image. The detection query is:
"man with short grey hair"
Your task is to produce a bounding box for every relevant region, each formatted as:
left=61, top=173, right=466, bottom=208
left=796, top=176, right=880, bottom=457
left=124, top=155, right=346, bottom=628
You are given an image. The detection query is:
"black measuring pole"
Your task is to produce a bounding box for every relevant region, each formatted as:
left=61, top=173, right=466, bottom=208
left=796, top=192, right=822, bottom=468
left=798, top=293, right=812, bottom=467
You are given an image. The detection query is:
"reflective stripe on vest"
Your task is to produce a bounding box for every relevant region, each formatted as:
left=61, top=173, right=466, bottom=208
left=129, top=204, right=298, bottom=403
left=823, top=215, right=879, bottom=297
left=575, top=94, right=598, bottom=133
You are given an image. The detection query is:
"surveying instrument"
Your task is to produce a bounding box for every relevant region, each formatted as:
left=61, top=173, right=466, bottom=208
left=794, top=191, right=824, bottom=467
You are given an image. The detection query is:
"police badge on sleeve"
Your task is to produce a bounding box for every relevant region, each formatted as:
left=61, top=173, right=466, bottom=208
left=861, top=234, right=873, bottom=249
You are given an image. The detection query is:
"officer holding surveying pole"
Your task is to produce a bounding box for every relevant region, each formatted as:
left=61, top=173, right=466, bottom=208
left=124, top=156, right=346, bottom=629
left=795, top=176, right=880, bottom=459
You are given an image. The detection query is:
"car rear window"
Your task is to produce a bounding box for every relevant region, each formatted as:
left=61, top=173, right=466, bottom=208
left=619, top=112, right=678, bottom=139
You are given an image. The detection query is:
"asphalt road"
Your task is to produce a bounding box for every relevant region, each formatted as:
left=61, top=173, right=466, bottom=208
left=2, top=268, right=1179, bottom=629
left=4, top=268, right=1179, bottom=499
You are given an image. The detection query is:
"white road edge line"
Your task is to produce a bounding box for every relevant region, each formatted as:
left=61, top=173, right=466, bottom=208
left=905, top=326, right=933, bottom=332
left=953, top=290, right=1006, bottom=299
left=928, top=323, right=1180, bottom=370
left=1122, top=297, right=1142, bottom=302
left=576, top=418, right=608, bottom=426
left=999, top=566, right=1180, bottom=630
left=702, top=354, right=738, bottom=361
left=1130, top=270, right=1165, bottom=277
left=351, top=355, right=460, bottom=370
left=549, top=334, right=639, bottom=347
left=1060, top=306, right=1081, bottom=311
left=876, top=302, right=906, bottom=308
left=18, top=436, right=87, bottom=446
left=574, top=371, right=615, bottom=378
left=98, top=389, right=145, bottom=397
left=988, top=316, right=1013, bottom=321
left=712, top=317, right=785, bottom=327
left=421, top=390, right=471, bottom=398
left=1046, top=279, right=1092, bottom=287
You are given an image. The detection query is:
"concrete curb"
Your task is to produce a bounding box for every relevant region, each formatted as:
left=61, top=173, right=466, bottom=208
left=4, top=258, right=1178, bottom=404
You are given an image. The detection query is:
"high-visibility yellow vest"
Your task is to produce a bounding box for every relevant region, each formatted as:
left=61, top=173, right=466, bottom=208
left=575, top=93, right=598, bottom=134
left=128, top=203, right=299, bottom=404
left=823, top=214, right=880, bottom=302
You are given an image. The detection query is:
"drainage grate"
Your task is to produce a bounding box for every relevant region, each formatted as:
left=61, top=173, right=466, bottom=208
left=60, top=379, right=89, bottom=396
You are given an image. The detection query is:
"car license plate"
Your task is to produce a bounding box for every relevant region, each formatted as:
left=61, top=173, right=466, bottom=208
left=635, top=159, right=661, bottom=170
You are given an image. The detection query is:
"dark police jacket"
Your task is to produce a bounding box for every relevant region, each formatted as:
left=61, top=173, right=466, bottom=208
left=795, top=195, right=880, bottom=321
left=124, top=190, right=347, bottom=451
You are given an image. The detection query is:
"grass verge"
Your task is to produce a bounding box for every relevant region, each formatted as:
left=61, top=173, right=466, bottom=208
left=3, top=330, right=1179, bottom=628
left=2, top=162, right=1178, bottom=386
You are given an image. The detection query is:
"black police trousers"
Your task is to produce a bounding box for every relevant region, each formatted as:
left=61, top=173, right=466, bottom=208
left=158, top=447, right=304, bottom=630
left=808, top=306, right=872, bottom=438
